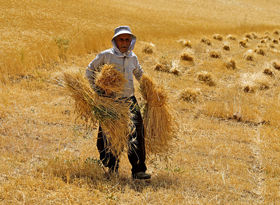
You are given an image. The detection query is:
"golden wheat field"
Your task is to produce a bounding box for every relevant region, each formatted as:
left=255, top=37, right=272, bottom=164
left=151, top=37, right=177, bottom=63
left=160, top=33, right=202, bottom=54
left=1, top=0, right=280, bottom=204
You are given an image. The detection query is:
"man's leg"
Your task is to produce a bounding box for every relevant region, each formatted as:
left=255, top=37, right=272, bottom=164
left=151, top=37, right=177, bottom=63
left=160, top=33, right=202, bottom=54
left=96, top=126, right=119, bottom=172
left=127, top=97, right=150, bottom=179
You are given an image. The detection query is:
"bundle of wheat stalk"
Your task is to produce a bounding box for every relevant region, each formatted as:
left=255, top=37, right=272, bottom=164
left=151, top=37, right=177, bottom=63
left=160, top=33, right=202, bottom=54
left=63, top=65, right=133, bottom=156
left=95, top=64, right=127, bottom=95
left=139, top=74, right=175, bottom=156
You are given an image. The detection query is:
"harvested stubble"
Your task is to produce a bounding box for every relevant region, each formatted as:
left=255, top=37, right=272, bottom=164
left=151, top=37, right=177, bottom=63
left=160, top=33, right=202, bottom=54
left=197, top=71, right=216, bottom=86
left=180, top=52, right=194, bottom=61
left=63, top=70, right=133, bottom=156
left=139, top=74, right=175, bottom=156
left=95, top=64, right=127, bottom=95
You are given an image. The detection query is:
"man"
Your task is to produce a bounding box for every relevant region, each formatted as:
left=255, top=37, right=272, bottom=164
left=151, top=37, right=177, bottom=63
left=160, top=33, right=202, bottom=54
left=86, top=26, right=151, bottom=180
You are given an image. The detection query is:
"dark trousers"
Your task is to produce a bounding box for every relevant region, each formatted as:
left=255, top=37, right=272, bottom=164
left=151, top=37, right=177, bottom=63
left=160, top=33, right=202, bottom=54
left=96, top=96, right=147, bottom=174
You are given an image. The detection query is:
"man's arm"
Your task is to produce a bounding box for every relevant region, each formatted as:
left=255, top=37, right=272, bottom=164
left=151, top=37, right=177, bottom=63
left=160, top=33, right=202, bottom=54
left=85, top=53, right=105, bottom=88
left=133, top=56, right=144, bottom=81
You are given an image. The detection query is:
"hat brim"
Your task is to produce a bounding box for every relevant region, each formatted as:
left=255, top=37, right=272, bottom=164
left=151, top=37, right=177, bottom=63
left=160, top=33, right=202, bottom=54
left=112, top=31, right=135, bottom=40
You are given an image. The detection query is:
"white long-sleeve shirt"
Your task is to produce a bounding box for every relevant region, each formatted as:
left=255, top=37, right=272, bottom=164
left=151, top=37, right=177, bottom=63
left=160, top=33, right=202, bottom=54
left=86, top=36, right=143, bottom=98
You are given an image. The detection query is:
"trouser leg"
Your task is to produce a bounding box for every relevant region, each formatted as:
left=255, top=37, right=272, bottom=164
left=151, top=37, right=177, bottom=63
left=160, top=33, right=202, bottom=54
left=128, top=96, right=147, bottom=174
left=96, top=126, right=119, bottom=171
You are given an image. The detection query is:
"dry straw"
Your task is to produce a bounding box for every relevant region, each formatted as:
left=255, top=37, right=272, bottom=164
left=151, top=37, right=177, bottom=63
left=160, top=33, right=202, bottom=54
left=223, top=43, right=230, bottom=51
left=95, top=64, right=127, bottom=95
left=245, top=33, right=252, bottom=40
left=226, top=34, right=236, bottom=40
left=139, top=74, right=175, bottom=156
left=254, top=48, right=265, bottom=56
left=154, top=63, right=170, bottom=73
left=180, top=88, right=200, bottom=103
left=263, top=68, right=274, bottom=77
left=213, top=34, right=223, bottom=41
left=244, top=49, right=254, bottom=61
left=272, top=60, right=280, bottom=70
left=225, top=59, right=236, bottom=70
left=209, top=50, right=221, bottom=58
left=201, top=37, right=211, bottom=45
left=142, top=43, right=154, bottom=54
left=63, top=67, right=133, bottom=156
left=197, top=71, right=216, bottom=86
left=180, top=52, right=194, bottom=61
left=239, top=40, right=247, bottom=48
left=178, top=39, right=192, bottom=48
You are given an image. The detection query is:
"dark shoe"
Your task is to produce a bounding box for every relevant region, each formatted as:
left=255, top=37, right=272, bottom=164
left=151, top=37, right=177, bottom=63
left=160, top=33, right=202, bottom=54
left=132, top=172, right=151, bottom=180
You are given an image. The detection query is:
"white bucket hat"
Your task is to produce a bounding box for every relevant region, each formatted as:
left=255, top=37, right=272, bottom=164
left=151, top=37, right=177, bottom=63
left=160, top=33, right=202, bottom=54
left=112, top=26, right=135, bottom=39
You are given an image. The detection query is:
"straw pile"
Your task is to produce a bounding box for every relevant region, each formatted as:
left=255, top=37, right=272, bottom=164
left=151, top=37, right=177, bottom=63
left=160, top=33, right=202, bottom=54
left=63, top=67, right=133, bottom=156
left=139, top=74, right=175, bottom=156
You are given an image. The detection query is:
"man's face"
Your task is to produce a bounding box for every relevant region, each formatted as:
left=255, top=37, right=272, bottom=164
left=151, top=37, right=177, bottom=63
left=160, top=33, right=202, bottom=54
left=115, top=34, right=132, bottom=53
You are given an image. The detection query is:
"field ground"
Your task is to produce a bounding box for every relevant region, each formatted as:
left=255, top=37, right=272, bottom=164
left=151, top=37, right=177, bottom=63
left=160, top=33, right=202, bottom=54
left=1, top=0, right=280, bottom=204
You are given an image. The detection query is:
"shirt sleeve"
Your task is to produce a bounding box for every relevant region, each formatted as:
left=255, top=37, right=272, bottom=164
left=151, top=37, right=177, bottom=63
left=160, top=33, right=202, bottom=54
left=133, top=56, right=144, bottom=81
left=85, top=53, right=105, bottom=88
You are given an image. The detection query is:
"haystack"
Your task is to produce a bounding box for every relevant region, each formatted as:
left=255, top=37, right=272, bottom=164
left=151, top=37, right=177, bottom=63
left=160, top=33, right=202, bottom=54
left=139, top=74, right=175, bottom=156
left=226, top=34, right=236, bottom=41
left=223, top=43, right=230, bottom=51
left=180, top=52, right=194, bottom=61
left=272, top=60, right=280, bottom=70
left=180, top=88, right=200, bottom=103
left=244, top=49, right=255, bottom=61
left=201, top=38, right=212, bottom=46
left=154, top=63, right=170, bottom=73
left=225, top=59, right=236, bottom=70
left=213, top=34, right=223, bottom=41
left=178, top=39, right=192, bottom=48
left=64, top=66, right=133, bottom=156
left=197, top=71, right=216, bottom=86
left=254, top=48, right=265, bottom=56
left=209, top=50, right=221, bottom=58
left=142, top=43, right=154, bottom=54
left=263, top=68, right=274, bottom=77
